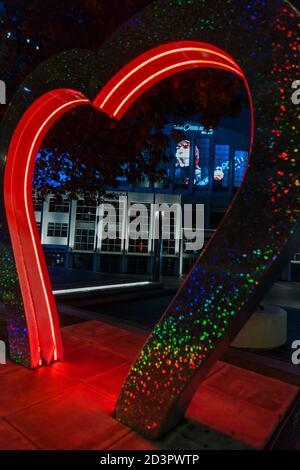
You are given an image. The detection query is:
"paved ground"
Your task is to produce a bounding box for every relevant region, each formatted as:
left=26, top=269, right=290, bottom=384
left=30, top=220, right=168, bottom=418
left=49, top=267, right=300, bottom=312
left=81, top=283, right=300, bottom=357
left=79, top=281, right=300, bottom=369
left=49, top=266, right=300, bottom=329
left=0, top=319, right=298, bottom=450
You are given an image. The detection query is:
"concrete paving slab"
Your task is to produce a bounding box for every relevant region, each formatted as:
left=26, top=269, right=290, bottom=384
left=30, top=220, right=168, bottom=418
left=101, top=336, right=145, bottom=362
left=187, top=364, right=298, bottom=449
left=0, top=419, right=38, bottom=450
left=0, top=366, right=76, bottom=418
left=86, top=361, right=226, bottom=408
left=0, top=320, right=298, bottom=450
left=62, top=320, right=129, bottom=344
left=7, top=384, right=129, bottom=450
left=158, top=419, right=252, bottom=450
left=61, top=329, right=92, bottom=354
left=86, top=363, right=131, bottom=400
left=203, top=363, right=298, bottom=414
left=0, top=359, right=18, bottom=375
left=52, top=344, right=127, bottom=381
left=108, top=432, right=157, bottom=450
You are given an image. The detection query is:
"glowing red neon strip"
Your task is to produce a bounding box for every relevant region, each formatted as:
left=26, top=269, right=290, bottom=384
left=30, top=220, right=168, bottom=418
left=4, top=93, right=65, bottom=366
left=24, top=99, right=90, bottom=361
left=4, top=90, right=90, bottom=367
left=97, top=44, right=242, bottom=110
left=112, top=60, right=244, bottom=119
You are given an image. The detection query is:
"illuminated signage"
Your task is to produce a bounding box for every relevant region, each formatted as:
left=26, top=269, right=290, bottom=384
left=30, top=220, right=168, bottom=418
left=174, top=123, right=213, bottom=134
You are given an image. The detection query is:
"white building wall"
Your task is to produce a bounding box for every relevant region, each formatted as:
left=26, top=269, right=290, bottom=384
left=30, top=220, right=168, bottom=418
left=41, top=197, right=69, bottom=246
left=34, top=191, right=185, bottom=275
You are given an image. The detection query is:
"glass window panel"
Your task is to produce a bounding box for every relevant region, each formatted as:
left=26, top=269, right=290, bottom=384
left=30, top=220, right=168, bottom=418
left=74, top=228, right=95, bottom=251
left=174, top=140, right=190, bottom=186
left=214, top=144, right=230, bottom=189
left=47, top=223, right=68, bottom=238
left=49, top=198, right=70, bottom=213
left=194, top=138, right=210, bottom=188
left=76, top=201, right=97, bottom=222
left=234, top=150, right=248, bottom=187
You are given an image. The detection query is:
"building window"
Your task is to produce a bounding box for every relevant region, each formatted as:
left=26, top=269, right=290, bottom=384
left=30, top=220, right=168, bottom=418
left=33, top=196, right=43, bottom=212
left=214, top=144, right=230, bottom=189
left=49, top=198, right=70, bottom=213
left=194, top=138, right=210, bottom=188
left=99, top=199, right=124, bottom=253
left=128, top=238, right=149, bottom=254
left=234, top=150, right=248, bottom=187
left=163, top=238, right=176, bottom=256
left=162, top=211, right=176, bottom=256
left=101, top=238, right=123, bottom=253
left=128, top=203, right=150, bottom=254
left=47, top=223, right=68, bottom=238
left=76, top=201, right=97, bottom=222
left=174, top=140, right=191, bottom=185
left=74, top=228, right=95, bottom=251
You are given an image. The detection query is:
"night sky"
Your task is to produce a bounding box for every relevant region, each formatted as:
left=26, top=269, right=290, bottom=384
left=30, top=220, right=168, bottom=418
left=0, top=0, right=154, bottom=101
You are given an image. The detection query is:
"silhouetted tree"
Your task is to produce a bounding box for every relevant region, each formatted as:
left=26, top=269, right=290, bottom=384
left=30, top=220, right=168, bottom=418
left=0, top=1, right=249, bottom=199
left=34, top=68, right=249, bottom=199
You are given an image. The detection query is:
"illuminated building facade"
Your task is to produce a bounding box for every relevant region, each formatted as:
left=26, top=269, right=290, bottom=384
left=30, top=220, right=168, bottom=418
left=34, top=114, right=251, bottom=276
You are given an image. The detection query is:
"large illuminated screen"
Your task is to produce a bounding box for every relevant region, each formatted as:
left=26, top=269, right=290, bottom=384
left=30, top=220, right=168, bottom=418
left=172, top=124, right=249, bottom=190
left=174, top=139, right=190, bottom=184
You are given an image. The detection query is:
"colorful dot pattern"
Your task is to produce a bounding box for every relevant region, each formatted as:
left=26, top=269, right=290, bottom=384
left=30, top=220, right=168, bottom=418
left=113, top=0, right=300, bottom=438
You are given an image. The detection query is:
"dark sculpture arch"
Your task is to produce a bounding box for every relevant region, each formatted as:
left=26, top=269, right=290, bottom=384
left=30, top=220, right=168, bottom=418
left=111, top=0, right=300, bottom=438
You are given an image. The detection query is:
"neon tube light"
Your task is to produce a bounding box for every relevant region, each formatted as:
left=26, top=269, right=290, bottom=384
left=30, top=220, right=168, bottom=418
left=97, top=44, right=242, bottom=109
left=24, top=99, right=90, bottom=361
left=112, top=60, right=244, bottom=118
left=4, top=90, right=90, bottom=367
left=53, top=281, right=152, bottom=295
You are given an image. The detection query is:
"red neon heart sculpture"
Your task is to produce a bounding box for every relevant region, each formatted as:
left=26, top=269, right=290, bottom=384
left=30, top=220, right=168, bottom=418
left=3, top=3, right=299, bottom=436
left=4, top=41, right=250, bottom=368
